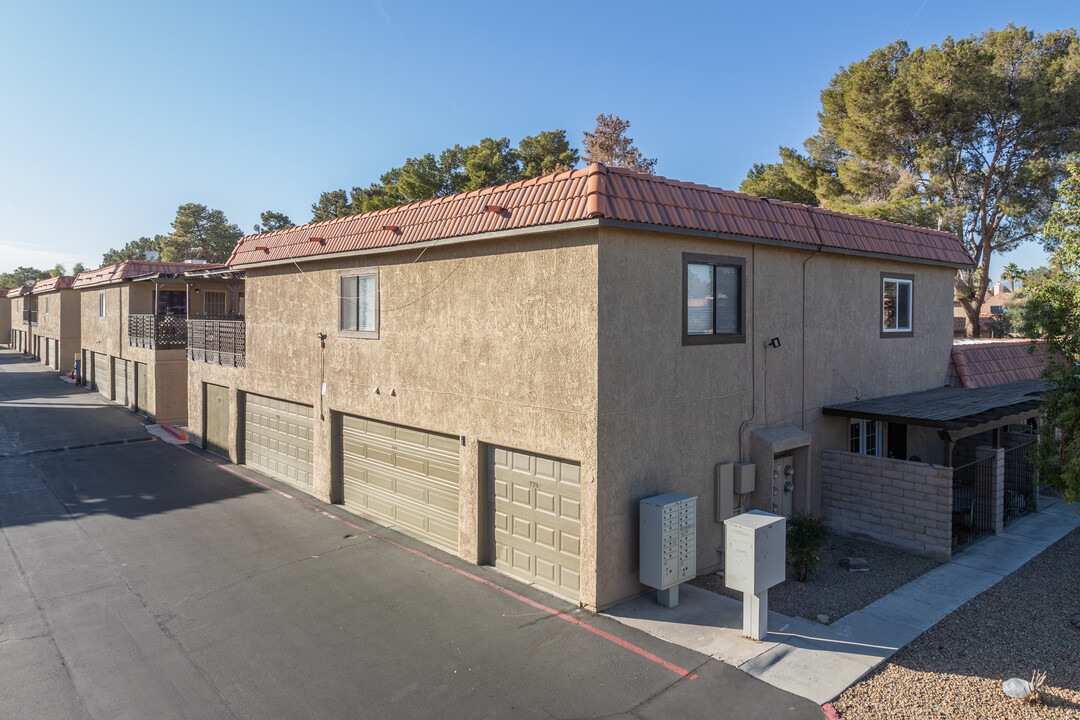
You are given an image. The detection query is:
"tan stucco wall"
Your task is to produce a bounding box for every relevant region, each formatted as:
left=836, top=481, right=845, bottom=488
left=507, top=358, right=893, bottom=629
left=34, top=289, right=81, bottom=371
left=188, top=230, right=601, bottom=603
left=8, top=295, right=32, bottom=352
left=594, top=227, right=956, bottom=608
left=79, top=282, right=189, bottom=422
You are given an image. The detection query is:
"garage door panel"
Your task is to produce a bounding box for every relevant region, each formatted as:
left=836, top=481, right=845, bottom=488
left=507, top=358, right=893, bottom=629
left=244, top=394, right=314, bottom=490
left=341, top=415, right=460, bottom=553
left=491, top=447, right=581, bottom=601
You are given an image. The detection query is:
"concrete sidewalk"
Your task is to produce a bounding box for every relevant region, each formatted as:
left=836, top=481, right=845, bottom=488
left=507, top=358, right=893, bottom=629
left=604, top=496, right=1078, bottom=705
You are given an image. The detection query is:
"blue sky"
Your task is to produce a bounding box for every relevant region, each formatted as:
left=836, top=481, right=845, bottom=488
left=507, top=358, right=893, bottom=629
left=0, top=1, right=1073, bottom=279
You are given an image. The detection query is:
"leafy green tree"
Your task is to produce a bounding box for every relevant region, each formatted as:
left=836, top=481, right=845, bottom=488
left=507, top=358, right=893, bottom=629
left=102, top=236, right=165, bottom=265
left=48, top=263, right=66, bottom=278
left=72, top=262, right=86, bottom=275
left=739, top=161, right=819, bottom=205
left=1001, top=262, right=1025, bottom=292
left=159, top=204, right=243, bottom=263
left=0, top=266, right=50, bottom=289
left=744, top=25, right=1080, bottom=337
left=1020, top=161, right=1080, bottom=504
left=581, top=113, right=657, bottom=174
left=518, top=130, right=578, bottom=178
left=310, top=130, right=581, bottom=222
left=255, top=211, right=295, bottom=234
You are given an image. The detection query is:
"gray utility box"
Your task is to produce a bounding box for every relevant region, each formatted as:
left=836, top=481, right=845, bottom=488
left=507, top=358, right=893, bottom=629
left=639, top=493, right=697, bottom=593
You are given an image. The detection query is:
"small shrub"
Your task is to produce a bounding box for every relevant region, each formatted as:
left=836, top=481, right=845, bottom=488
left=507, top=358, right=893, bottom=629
left=787, top=513, right=829, bottom=582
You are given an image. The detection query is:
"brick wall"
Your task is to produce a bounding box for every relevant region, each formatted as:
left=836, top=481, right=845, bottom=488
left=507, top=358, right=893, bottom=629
left=821, top=449, right=953, bottom=562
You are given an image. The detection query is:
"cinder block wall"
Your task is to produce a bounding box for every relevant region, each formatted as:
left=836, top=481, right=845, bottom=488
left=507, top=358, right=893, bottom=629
left=821, top=450, right=952, bottom=562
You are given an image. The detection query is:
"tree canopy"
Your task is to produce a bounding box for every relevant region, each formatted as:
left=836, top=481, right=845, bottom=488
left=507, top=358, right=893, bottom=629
left=102, top=235, right=165, bottom=266
left=310, top=130, right=580, bottom=222
left=740, top=25, right=1080, bottom=337
left=1018, top=160, right=1080, bottom=504
left=581, top=113, right=657, bottom=174
left=0, top=266, right=51, bottom=290
left=256, top=210, right=295, bottom=234
left=160, top=204, right=243, bottom=263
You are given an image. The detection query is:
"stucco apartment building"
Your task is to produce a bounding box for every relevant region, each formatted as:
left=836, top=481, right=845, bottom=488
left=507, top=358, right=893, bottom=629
left=185, top=164, right=974, bottom=611
left=31, top=276, right=81, bottom=372
left=0, top=291, right=12, bottom=348
left=6, top=286, right=33, bottom=353
left=73, top=260, right=230, bottom=423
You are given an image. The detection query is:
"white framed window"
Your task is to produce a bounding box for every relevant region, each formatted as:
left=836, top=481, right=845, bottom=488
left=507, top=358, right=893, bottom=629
left=99, top=292, right=106, bottom=318
left=850, top=419, right=882, bottom=456
left=203, top=290, right=226, bottom=316
left=339, top=268, right=378, bottom=339
left=882, top=274, right=913, bottom=336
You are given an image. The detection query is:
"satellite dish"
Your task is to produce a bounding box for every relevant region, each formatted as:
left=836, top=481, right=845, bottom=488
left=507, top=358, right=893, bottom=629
left=145, top=250, right=160, bottom=261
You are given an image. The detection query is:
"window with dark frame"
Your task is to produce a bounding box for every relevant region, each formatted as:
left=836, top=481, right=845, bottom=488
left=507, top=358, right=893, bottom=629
left=339, top=269, right=378, bottom=338
left=882, top=274, right=913, bottom=335
left=683, top=253, right=745, bottom=345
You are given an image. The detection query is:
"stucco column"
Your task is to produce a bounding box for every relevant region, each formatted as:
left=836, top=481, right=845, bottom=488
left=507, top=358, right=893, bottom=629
left=976, top=445, right=1005, bottom=535
left=311, top=391, right=334, bottom=503
left=458, top=436, right=480, bottom=564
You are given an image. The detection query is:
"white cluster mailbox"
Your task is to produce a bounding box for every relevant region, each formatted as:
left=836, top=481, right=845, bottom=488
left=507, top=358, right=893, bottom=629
left=639, top=492, right=696, bottom=608
left=724, top=510, right=786, bottom=640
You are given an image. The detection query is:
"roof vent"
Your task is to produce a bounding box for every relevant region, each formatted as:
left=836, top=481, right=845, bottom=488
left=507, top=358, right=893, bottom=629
left=255, top=246, right=269, bottom=253
left=485, top=204, right=504, bottom=214
left=309, top=236, right=325, bottom=244
left=382, top=225, right=401, bottom=233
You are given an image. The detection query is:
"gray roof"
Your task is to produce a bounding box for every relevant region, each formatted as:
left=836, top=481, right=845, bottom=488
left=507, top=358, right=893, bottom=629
left=822, top=379, right=1044, bottom=430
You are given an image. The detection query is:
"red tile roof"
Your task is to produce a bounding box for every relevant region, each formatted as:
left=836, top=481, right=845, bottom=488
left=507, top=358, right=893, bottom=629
left=72, top=260, right=226, bottom=289
left=228, top=164, right=973, bottom=268
left=4, top=286, right=32, bottom=298
left=31, top=276, right=76, bottom=293
left=949, top=340, right=1049, bottom=388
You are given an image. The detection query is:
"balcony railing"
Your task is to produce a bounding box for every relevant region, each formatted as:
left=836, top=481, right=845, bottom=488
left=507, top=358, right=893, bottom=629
left=187, top=317, right=245, bottom=368
left=129, top=314, right=188, bottom=349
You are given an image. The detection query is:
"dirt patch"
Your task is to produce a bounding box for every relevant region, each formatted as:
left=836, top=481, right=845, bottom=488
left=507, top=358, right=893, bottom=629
left=689, top=534, right=940, bottom=623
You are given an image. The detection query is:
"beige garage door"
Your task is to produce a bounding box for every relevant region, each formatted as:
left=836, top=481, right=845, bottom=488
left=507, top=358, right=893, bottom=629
left=115, top=359, right=130, bottom=407
left=244, top=394, right=314, bottom=488
left=94, top=353, right=110, bottom=399
left=490, top=447, right=581, bottom=601
left=340, top=415, right=460, bottom=553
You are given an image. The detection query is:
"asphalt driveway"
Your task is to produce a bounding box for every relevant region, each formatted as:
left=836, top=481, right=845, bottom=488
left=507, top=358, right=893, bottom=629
left=0, top=349, right=823, bottom=719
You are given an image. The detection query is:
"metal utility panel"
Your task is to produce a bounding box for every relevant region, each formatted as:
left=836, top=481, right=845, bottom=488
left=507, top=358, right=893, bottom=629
left=639, top=492, right=696, bottom=590
left=724, top=510, right=786, bottom=595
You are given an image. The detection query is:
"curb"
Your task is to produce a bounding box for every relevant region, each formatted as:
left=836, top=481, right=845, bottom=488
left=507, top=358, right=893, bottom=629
left=160, top=424, right=188, bottom=442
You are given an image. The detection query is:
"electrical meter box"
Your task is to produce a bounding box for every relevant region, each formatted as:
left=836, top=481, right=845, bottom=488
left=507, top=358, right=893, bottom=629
left=724, top=510, right=786, bottom=595
left=639, top=492, right=696, bottom=590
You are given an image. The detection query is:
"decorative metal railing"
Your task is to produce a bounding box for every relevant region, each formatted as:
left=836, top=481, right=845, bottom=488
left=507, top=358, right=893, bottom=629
left=187, top=317, right=245, bottom=367
left=129, top=314, right=188, bottom=349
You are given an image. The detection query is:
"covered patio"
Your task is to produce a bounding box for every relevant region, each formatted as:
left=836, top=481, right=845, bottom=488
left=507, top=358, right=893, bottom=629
left=822, top=379, right=1043, bottom=557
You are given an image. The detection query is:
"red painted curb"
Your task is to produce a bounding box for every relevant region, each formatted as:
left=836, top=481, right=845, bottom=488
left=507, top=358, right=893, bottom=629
left=160, top=423, right=188, bottom=441
left=822, top=702, right=841, bottom=719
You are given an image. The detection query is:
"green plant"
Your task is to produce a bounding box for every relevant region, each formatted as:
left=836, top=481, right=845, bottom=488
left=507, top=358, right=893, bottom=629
left=787, top=513, right=829, bottom=582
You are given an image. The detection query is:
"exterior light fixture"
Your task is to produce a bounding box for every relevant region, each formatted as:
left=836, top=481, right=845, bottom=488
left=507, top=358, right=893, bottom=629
left=767, top=337, right=781, bottom=348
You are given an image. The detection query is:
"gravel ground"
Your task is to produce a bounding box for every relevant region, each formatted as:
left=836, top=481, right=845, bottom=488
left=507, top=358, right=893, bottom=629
left=833, top=526, right=1080, bottom=719
left=689, top=534, right=940, bottom=623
